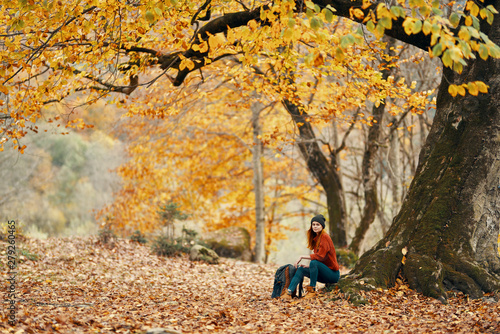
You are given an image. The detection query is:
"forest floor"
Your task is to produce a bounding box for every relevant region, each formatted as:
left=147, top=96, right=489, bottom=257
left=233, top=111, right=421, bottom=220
left=1, top=236, right=499, bottom=333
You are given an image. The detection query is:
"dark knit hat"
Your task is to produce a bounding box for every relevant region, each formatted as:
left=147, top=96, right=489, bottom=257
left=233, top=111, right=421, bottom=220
left=311, top=214, right=326, bottom=229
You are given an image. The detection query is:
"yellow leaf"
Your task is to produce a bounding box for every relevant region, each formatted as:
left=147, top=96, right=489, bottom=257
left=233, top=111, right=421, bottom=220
left=362, top=0, right=371, bottom=9
left=465, top=0, right=474, bottom=11
left=247, top=19, right=258, bottom=31
left=401, top=246, right=408, bottom=256
left=313, top=52, right=324, bottom=67
left=470, top=3, right=479, bottom=17
left=335, top=47, right=345, bottom=62
left=448, top=47, right=462, bottom=62
left=226, top=28, right=235, bottom=44
left=478, top=44, right=489, bottom=60
left=208, top=34, right=222, bottom=49
left=442, top=50, right=452, bottom=68
left=479, top=8, right=488, bottom=19
left=198, top=41, right=208, bottom=53
left=283, top=27, right=294, bottom=41
left=457, top=85, right=466, bottom=96
left=422, top=20, right=432, bottom=35
left=467, top=82, right=478, bottom=96
left=179, top=58, right=195, bottom=71
left=376, top=3, right=389, bottom=18
left=458, top=27, right=470, bottom=41
left=475, top=81, right=489, bottom=93
left=403, top=17, right=416, bottom=35
left=351, top=8, right=365, bottom=20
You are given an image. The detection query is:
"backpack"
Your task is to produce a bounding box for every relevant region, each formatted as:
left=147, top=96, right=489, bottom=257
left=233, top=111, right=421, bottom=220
left=271, top=264, right=303, bottom=299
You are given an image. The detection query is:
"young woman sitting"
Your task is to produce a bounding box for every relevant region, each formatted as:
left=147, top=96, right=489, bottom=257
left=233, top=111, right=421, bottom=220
left=281, top=214, right=340, bottom=300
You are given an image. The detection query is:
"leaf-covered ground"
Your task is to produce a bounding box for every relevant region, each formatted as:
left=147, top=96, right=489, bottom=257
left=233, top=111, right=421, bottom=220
left=1, top=237, right=499, bottom=333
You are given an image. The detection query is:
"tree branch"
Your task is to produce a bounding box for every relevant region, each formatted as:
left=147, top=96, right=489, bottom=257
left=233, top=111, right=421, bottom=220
left=317, top=0, right=431, bottom=50
left=165, top=0, right=434, bottom=86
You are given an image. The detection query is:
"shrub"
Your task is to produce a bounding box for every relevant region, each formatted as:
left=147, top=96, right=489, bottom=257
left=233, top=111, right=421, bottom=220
left=151, top=234, right=187, bottom=257
left=151, top=227, right=199, bottom=257
left=130, top=230, right=147, bottom=244
left=158, top=201, right=189, bottom=241
left=98, top=224, right=116, bottom=245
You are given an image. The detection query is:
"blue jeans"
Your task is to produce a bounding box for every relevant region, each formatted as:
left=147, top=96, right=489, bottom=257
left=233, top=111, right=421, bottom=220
left=288, top=260, right=340, bottom=292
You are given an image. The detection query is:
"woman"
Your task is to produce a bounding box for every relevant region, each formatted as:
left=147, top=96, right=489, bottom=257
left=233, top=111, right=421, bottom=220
left=282, top=214, right=340, bottom=300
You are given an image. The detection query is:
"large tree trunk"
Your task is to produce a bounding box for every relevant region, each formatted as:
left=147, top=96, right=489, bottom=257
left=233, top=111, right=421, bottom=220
left=346, top=14, right=500, bottom=300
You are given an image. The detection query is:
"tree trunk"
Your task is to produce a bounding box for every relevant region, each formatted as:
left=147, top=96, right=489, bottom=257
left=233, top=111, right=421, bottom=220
left=349, top=38, right=395, bottom=254
left=387, top=123, right=402, bottom=217
left=251, top=102, right=266, bottom=264
left=348, top=100, right=382, bottom=255
left=346, top=15, right=500, bottom=299
left=282, top=99, right=348, bottom=247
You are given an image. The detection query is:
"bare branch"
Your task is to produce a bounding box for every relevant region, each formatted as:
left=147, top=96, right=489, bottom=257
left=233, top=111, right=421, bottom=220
left=335, top=112, right=359, bottom=155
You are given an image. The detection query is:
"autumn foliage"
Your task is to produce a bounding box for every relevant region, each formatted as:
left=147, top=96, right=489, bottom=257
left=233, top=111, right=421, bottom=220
left=3, top=0, right=494, bottom=150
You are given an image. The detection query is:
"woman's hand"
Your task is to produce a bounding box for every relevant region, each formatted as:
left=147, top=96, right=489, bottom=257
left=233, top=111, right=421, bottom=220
left=294, top=255, right=312, bottom=268
left=294, top=257, right=302, bottom=268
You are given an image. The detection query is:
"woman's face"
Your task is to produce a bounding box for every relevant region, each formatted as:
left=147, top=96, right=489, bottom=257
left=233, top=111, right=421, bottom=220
left=311, top=221, right=323, bottom=234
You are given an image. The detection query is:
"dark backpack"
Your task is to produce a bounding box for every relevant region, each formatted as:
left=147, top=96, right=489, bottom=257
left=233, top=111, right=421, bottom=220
left=271, top=264, right=303, bottom=299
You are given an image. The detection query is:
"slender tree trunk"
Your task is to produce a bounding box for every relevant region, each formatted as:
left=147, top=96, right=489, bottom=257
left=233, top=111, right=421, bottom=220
left=388, top=124, right=402, bottom=217
left=251, top=102, right=266, bottom=264
left=348, top=103, right=382, bottom=254
left=346, top=12, right=500, bottom=299
left=242, top=63, right=349, bottom=248
left=282, top=99, right=348, bottom=247
left=349, top=38, right=395, bottom=254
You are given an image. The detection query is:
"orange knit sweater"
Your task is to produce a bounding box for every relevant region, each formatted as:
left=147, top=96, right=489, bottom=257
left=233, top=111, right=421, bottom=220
left=310, top=232, right=339, bottom=271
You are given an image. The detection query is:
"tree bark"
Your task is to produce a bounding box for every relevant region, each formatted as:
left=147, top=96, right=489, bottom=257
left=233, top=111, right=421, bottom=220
left=387, top=120, right=402, bottom=217
left=251, top=102, right=266, bottom=264
left=348, top=101, right=383, bottom=255
left=346, top=8, right=500, bottom=299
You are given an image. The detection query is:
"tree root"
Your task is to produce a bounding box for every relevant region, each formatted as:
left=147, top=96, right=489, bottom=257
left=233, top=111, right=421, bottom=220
left=331, top=276, right=378, bottom=306
left=332, top=246, right=500, bottom=304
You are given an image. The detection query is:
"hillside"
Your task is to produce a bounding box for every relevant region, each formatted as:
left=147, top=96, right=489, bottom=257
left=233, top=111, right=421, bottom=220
left=2, top=237, right=499, bottom=333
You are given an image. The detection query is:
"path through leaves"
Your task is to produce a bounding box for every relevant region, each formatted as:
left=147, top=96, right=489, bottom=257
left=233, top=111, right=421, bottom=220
left=1, top=237, right=499, bottom=333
